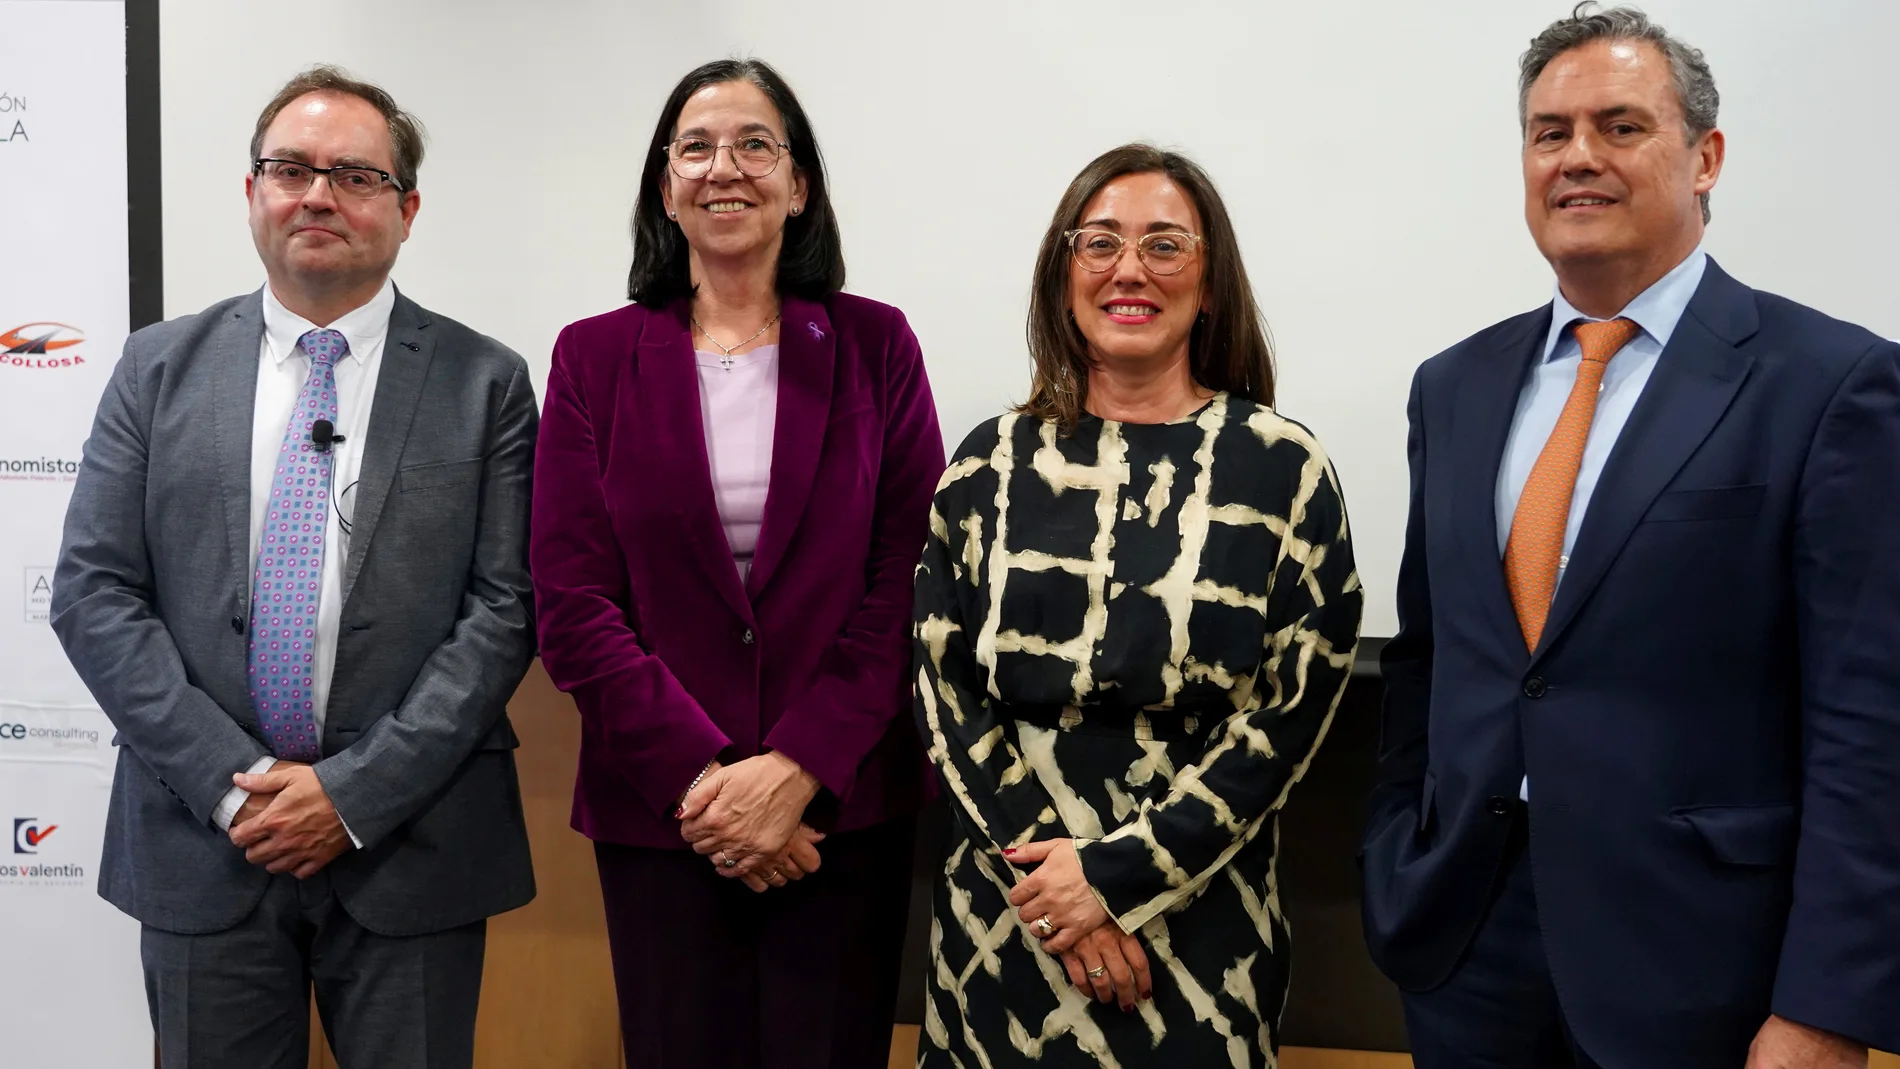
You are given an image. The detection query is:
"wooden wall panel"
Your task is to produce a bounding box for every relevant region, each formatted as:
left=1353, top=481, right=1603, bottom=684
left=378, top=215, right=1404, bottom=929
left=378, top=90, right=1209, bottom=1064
left=471, top=662, right=621, bottom=1068
left=308, top=1002, right=333, bottom=1068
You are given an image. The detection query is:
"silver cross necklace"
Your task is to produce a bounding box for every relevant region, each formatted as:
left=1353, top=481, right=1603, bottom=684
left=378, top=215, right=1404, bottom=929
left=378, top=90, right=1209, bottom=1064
left=693, top=313, right=781, bottom=370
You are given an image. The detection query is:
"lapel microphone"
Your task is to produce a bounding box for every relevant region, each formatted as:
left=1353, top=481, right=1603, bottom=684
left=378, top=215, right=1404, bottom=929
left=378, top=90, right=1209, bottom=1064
left=311, top=419, right=346, bottom=452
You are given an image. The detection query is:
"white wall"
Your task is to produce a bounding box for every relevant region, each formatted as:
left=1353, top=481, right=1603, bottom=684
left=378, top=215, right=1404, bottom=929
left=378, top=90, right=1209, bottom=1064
left=158, top=0, right=1900, bottom=635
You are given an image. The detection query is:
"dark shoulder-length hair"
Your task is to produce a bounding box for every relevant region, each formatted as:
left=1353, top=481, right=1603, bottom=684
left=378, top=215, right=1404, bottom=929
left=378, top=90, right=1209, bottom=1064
left=627, top=59, right=845, bottom=306
left=1021, top=143, right=1275, bottom=429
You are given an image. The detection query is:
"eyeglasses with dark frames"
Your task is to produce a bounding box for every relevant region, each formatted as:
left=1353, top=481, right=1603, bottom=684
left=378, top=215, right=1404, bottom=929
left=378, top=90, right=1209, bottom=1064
left=252, top=157, right=407, bottom=197
left=1064, top=229, right=1206, bottom=276
left=664, top=134, right=791, bottom=180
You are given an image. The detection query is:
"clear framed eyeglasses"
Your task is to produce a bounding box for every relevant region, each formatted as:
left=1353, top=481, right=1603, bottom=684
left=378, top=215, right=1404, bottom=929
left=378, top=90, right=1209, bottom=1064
left=1063, top=229, right=1206, bottom=276
left=664, top=134, right=791, bottom=180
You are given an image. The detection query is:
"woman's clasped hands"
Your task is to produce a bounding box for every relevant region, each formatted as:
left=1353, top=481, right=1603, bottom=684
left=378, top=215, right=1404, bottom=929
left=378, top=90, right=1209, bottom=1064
left=1004, top=838, right=1154, bottom=1011
left=676, top=754, right=826, bottom=893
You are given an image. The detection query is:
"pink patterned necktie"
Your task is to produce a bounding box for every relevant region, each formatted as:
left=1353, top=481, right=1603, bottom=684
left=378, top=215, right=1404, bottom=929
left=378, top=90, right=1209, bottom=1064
left=248, top=328, right=345, bottom=760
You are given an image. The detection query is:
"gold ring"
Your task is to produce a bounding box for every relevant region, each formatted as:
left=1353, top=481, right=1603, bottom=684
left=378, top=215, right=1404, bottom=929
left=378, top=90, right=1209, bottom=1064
left=770, top=869, right=782, bottom=880
left=1034, top=915, right=1056, bottom=938
left=1086, top=965, right=1108, bottom=979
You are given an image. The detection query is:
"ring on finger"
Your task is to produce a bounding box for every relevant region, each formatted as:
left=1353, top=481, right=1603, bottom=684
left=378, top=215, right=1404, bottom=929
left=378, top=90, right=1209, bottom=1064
left=1086, top=965, right=1108, bottom=979
left=1033, top=915, right=1056, bottom=938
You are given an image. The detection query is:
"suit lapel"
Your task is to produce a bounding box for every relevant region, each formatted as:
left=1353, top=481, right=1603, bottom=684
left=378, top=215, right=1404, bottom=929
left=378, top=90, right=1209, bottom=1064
left=340, top=292, right=432, bottom=606
left=1456, top=309, right=1549, bottom=659
left=637, top=302, right=755, bottom=624
left=746, top=296, right=835, bottom=600
left=1533, top=261, right=1760, bottom=661
left=212, top=293, right=267, bottom=582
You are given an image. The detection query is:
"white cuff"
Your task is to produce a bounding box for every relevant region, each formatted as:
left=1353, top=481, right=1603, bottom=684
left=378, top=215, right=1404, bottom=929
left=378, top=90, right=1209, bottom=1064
left=212, top=756, right=280, bottom=831
left=337, top=811, right=364, bottom=850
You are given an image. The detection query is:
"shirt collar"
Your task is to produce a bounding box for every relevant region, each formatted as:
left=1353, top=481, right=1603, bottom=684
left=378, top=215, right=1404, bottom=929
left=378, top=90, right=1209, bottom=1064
left=260, top=278, right=396, bottom=366
left=1542, top=244, right=1709, bottom=363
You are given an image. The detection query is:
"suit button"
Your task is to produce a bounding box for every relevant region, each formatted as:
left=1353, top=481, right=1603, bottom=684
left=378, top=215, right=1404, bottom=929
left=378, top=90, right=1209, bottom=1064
left=1522, top=676, right=1547, bottom=699
left=231, top=616, right=245, bottom=635
left=741, top=629, right=754, bottom=645
left=1488, top=795, right=1511, bottom=816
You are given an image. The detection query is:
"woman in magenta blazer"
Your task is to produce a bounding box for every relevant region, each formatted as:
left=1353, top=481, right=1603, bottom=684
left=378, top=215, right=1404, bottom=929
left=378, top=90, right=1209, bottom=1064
left=530, top=59, right=944, bottom=1068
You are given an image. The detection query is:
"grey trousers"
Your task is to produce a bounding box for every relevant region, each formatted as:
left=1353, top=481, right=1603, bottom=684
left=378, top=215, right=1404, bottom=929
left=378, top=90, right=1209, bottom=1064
left=142, top=869, right=486, bottom=1069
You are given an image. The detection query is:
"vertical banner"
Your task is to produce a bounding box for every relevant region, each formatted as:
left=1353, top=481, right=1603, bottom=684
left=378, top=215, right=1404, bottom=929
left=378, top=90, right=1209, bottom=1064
left=0, top=1, right=153, bottom=1064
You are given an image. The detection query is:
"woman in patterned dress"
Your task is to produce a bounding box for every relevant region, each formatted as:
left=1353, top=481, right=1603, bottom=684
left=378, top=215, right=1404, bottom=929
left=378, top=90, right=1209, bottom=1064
left=913, top=144, right=1363, bottom=1067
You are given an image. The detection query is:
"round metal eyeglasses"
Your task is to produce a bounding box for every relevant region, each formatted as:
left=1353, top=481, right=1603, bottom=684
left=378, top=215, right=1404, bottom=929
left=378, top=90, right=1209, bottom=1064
left=664, top=134, right=791, bottom=180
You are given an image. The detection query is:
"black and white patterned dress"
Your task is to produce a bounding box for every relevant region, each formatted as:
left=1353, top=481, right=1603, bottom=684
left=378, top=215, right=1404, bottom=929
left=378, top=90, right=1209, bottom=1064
left=913, top=393, right=1363, bottom=1068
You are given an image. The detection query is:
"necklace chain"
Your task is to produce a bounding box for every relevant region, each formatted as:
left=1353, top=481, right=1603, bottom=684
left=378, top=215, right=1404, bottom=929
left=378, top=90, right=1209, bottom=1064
left=693, top=312, right=780, bottom=370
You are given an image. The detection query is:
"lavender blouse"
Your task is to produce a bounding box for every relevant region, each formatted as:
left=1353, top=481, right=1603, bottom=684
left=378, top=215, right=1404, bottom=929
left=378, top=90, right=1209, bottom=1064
left=695, top=344, right=780, bottom=580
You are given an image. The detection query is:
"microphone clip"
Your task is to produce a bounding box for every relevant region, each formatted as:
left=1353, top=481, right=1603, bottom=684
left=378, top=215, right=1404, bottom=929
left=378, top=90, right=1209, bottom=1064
left=311, top=419, right=346, bottom=453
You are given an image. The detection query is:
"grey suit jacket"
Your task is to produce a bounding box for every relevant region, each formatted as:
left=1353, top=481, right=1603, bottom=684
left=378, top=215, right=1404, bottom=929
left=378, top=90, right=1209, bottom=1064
left=51, top=288, right=538, bottom=937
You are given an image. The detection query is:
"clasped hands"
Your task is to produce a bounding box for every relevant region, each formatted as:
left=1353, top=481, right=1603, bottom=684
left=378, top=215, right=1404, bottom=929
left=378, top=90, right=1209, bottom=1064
left=1003, top=841, right=1864, bottom=1055
left=1005, top=838, right=1153, bottom=1012
left=227, top=761, right=353, bottom=879
left=677, top=753, right=825, bottom=893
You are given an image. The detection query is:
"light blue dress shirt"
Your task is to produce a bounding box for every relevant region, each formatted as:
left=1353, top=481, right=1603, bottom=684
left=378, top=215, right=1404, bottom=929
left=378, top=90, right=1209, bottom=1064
left=1499, top=246, right=1708, bottom=801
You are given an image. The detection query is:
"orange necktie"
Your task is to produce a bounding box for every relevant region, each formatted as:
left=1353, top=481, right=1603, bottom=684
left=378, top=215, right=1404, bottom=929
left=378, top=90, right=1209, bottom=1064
left=1504, top=317, right=1640, bottom=651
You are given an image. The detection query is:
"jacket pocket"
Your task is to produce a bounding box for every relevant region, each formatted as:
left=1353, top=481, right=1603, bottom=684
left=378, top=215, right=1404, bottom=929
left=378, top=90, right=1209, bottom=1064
left=1643, top=483, right=1766, bottom=523
left=1675, top=803, right=1797, bottom=866
left=397, top=458, right=483, bottom=494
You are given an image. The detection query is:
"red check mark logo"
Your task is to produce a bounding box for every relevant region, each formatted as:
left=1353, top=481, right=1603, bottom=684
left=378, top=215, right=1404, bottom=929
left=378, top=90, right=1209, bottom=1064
left=24, top=824, right=56, bottom=847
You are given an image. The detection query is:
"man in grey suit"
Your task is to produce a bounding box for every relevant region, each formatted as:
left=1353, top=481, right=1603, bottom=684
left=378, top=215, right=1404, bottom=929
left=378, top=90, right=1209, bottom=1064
left=51, top=66, right=536, bottom=1069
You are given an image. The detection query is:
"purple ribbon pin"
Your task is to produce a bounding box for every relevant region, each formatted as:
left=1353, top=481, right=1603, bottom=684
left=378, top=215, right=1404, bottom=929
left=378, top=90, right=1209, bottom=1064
left=807, top=322, right=824, bottom=341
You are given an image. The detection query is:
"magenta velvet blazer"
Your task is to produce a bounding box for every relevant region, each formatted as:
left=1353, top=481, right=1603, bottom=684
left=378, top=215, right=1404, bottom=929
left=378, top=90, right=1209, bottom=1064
left=531, top=292, right=945, bottom=848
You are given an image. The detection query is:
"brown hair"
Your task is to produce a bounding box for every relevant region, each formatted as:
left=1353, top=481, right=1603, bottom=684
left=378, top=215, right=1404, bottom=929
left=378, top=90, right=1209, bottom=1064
left=1021, top=143, right=1275, bottom=429
left=250, top=66, right=427, bottom=192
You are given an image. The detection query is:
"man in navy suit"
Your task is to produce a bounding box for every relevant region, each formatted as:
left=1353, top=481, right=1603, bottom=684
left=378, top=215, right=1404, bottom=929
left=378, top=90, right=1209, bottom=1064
left=1360, top=6, right=1900, bottom=1067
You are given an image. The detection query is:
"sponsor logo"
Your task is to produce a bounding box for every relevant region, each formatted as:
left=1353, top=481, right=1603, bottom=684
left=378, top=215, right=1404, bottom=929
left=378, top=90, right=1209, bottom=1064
left=0, top=456, right=81, bottom=483
left=0, top=816, right=84, bottom=887
left=0, top=91, right=24, bottom=144
left=13, top=818, right=56, bottom=854
left=25, top=567, right=53, bottom=623
left=0, top=721, right=100, bottom=749
left=0, top=323, right=86, bottom=369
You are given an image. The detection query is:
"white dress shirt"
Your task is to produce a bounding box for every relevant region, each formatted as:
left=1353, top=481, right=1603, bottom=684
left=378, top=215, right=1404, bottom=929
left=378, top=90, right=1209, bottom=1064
left=1497, top=246, right=1707, bottom=801
left=212, top=280, right=393, bottom=836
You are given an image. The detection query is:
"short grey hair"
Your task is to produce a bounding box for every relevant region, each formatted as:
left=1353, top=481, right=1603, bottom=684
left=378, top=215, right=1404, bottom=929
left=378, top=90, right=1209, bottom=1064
left=1519, top=3, right=1719, bottom=223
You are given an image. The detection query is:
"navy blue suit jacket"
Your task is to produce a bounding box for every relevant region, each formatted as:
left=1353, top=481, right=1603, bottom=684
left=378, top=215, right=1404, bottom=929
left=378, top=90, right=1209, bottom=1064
left=1360, top=259, right=1900, bottom=1064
